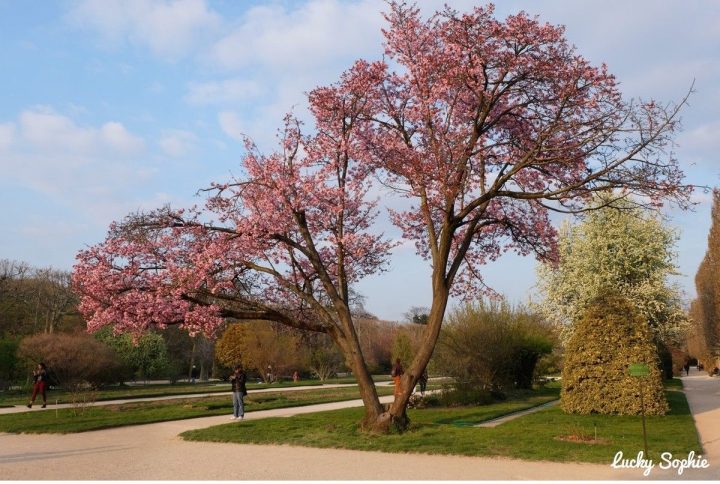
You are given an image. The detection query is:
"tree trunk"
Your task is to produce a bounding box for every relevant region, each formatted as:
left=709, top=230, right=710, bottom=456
left=330, top=314, right=384, bottom=429
left=345, top=339, right=384, bottom=428
left=188, top=339, right=196, bottom=382
left=367, top=281, right=451, bottom=433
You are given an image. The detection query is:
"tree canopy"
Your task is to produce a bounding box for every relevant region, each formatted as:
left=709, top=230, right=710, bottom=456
left=73, top=2, right=691, bottom=431
left=536, top=196, right=689, bottom=345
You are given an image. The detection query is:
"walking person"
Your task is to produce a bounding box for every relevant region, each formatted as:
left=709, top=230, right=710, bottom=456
left=391, top=358, right=404, bottom=399
left=27, top=362, right=48, bottom=409
left=190, top=365, right=199, bottom=384
left=230, top=364, right=247, bottom=420
left=418, top=368, right=428, bottom=396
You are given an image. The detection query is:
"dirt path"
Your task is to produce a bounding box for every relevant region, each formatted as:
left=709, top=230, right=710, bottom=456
left=0, top=395, right=646, bottom=480
left=1, top=375, right=717, bottom=480
left=680, top=367, right=720, bottom=478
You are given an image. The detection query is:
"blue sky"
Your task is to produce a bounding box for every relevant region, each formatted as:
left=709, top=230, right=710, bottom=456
left=1, top=0, right=718, bottom=321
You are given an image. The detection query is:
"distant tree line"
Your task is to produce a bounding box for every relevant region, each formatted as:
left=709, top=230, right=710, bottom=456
left=0, top=259, right=81, bottom=336
left=0, top=260, right=425, bottom=391
left=688, top=190, right=720, bottom=373
left=0, top=259, right=215, bottom=390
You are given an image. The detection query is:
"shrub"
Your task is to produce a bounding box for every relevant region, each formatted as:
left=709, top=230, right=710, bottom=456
left=438, top=385, right=494, bottom=407
left=560, top=291, right=668, bottom=415
left=407, top=393, right=440, bottom=409
left=391, top=327, right=423, bottom=369
left=433, top=301, right=555, bottom=395
left=94, top=327, right=170, bottom=381
left=307, top=341, right=345, bottom=381
left=18, top=332, right=124, bottom=388
left=0, top=337, right=21, bottom=390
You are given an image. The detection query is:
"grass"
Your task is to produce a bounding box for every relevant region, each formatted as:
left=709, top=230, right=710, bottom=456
left=181, top=380, right=700, bottom=464
left=0, top=375, right=391, bottom=406
left=663, top=377, right=683, bottom=389
left=0, top=385, right=394, bottom=434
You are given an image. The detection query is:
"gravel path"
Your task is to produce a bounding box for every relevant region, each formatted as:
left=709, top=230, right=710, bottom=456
left=680, top=367, right=720, bottom=479
left=0, top=374, right=717, bottom=480
left=0, top=394, right=633, bottom=480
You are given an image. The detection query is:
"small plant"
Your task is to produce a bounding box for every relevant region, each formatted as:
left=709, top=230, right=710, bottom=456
left=556, top=423, right=609, bottom=445
left=407, top=394, right=440, bottom=409
left=67, top=383, right=97, bottom=417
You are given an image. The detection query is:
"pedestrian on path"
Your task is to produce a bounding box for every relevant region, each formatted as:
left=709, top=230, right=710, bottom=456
left=391, top=358, right=404, bottom=398
left=230, top=364, right=247, bottom=420
left=27, top=362, right=48, bottom=409
left=418, top=368, right=428, bottom=396
left=190, top=365, right=199, bottom=384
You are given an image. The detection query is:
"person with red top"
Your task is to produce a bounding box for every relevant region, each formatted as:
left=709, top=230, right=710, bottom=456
left=391, top=358, right=404, bottom=399
left=27, top=362, right=48, bottom=409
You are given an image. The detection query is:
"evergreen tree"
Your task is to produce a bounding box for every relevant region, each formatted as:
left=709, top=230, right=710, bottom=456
left=561, top=292, right=668, bottom=415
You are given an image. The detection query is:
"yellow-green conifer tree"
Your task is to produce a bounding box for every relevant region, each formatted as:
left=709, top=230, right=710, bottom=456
left=561, top=292, right=668, bottom=415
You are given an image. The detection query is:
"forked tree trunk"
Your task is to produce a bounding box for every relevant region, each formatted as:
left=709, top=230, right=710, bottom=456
left=358, top=284, right=450, bottom=433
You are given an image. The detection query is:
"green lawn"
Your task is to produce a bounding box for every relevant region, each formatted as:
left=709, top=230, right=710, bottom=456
left=181, top=381, right=700, bottom=464
left=0, top=375, right=391, bottom=406
left=0, top=385, right=394, bottom=434
left=663, top=377, right=683, bottom=389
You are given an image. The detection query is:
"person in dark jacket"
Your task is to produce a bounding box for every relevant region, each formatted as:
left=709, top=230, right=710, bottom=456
left=229, top=364, right=248, bottom=420
left=27, top=362, right=48, bottom=408
left=418, top=368, right=428, bottom=396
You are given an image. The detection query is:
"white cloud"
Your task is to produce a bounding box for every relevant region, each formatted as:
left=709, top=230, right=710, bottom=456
left=17, top=107, right=144, bottom=157
left=209, top=0, right=384, bottom=72
left=101, top=121, right=146, bottom=154
left=20, top=108, right=96, bottom=154
left=185, top=78, right=264, bottom=106
left=67, top=0, right=221, bottom=59
left=0, top=107, right=153, bottom=224
left=217, top=111, right=245, bottom=141
left=0, top=122, right=15, bottom=150
left=159, top=129, right=197, bottom=157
